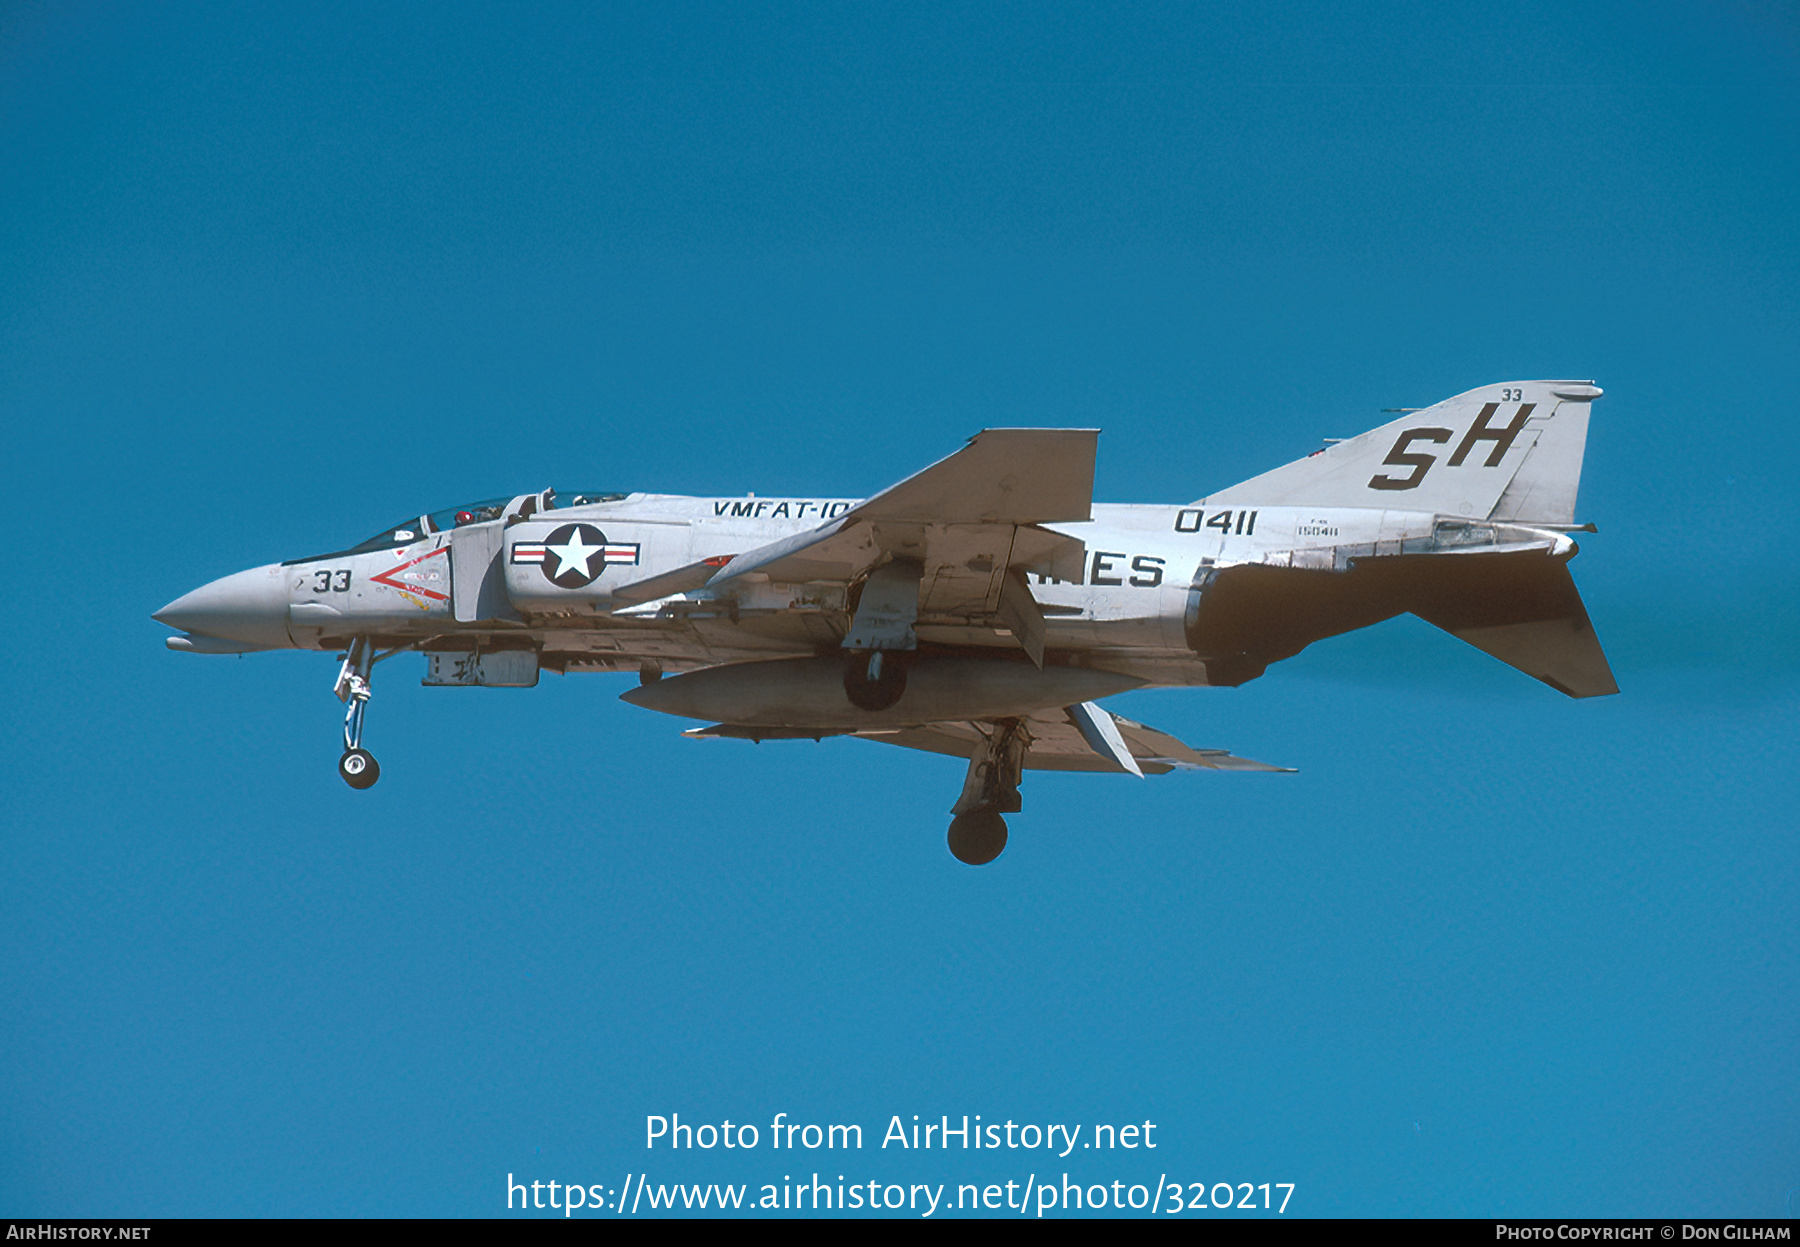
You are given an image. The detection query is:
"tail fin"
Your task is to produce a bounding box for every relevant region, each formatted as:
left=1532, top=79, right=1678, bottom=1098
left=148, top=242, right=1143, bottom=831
left=1202, top=380, right=1601, bottom=523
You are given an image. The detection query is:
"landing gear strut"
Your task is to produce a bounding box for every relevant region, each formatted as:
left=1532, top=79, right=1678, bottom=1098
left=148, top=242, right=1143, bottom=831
left=335, top=638, right=380, bottom=789
left=842, top=558, right=921, bottom=713
left=947, top=717, right=1029, bottom=865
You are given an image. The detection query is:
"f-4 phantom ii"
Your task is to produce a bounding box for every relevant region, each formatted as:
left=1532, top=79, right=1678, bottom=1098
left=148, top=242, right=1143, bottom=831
left=155, top=379, right=1616, bottom=864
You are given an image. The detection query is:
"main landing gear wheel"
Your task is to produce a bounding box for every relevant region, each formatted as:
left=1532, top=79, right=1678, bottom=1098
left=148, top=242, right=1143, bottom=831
left=843, top=650, right=908, bottom=712
left=338, top=748, right=380, bottom=789
left=947, top=810, right=1008, bottom=865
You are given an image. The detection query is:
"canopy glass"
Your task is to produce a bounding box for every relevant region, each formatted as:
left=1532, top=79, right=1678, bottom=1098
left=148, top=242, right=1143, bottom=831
left=285, top=490, right=628, bottom=564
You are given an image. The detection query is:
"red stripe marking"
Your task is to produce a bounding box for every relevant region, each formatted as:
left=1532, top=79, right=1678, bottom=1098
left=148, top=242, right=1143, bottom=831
left=370, top=545, right=450, bottom=601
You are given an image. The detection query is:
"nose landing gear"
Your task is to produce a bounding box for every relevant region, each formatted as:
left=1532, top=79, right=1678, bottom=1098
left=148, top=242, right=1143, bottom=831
left=335, top=638, right=380, bottom=789
left=338, top=747, right=379, bottom=788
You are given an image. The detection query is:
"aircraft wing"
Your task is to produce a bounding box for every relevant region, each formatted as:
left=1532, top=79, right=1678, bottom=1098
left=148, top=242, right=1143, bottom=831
left=690, top=704, right=1291, bottom=774
left=849, top=427, right=1097, bottom=525
left=706, top=428, right=1095, bottom=595
left=609, top=555, right=734, bottom=605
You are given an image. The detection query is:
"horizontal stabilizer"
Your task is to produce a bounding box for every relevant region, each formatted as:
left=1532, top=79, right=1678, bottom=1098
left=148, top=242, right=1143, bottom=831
left=1409, top=556, right=1618, bottom=698
left=1185, top=546, right=1618, bottom=697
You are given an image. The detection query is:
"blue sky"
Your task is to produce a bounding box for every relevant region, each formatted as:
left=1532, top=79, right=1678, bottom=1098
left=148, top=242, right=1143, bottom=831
left=2, top=1, right=1795, bottom=1218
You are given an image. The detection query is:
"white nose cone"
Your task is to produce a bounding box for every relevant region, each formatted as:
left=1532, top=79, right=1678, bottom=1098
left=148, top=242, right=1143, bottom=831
left=153, top=563, right=293, bottom=648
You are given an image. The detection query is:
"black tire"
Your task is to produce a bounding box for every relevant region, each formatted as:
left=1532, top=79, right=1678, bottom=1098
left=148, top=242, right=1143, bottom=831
left=843, top=651, right=908, bottom=712
left=338, top=748, right=380, bottom=789
left=947, top=810, right=1008, bottom=865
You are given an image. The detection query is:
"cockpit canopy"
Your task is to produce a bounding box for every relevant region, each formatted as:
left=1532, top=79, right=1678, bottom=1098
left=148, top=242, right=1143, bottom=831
left=286, top=489, right=627, bottom=564
left=350, top=489, right=628, bottom=553
left=347, top=497, right=510, bottom=553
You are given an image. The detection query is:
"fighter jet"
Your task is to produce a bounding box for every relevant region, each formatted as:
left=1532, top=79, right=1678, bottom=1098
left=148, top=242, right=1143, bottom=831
left=155, top=379, right=1616, bottom=864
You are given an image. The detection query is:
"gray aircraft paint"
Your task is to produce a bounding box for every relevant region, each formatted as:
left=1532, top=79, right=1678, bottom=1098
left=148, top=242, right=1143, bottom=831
left=154, top=379, right=1615, bottom=861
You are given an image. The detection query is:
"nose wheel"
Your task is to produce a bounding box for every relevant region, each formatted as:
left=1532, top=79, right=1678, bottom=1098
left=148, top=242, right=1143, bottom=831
left=338, top=747, right=380, bottom=789
left=335, top=638, right=381, bottom=789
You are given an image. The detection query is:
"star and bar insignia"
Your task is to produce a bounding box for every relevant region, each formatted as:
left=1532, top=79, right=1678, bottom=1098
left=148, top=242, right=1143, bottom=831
left=510, top=523, right=639, bottom=589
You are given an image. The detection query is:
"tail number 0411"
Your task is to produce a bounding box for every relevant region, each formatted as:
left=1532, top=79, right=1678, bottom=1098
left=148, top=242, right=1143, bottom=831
left=1174, top=509, right=1259, bottom=536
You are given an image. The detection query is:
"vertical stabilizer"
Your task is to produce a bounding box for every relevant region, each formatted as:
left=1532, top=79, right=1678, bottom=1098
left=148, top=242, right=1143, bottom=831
left=1202, top=381, right=1602, bottom=523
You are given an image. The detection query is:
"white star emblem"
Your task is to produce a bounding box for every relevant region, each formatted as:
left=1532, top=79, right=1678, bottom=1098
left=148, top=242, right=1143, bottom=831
left=547, top=528, right=601, bottom=580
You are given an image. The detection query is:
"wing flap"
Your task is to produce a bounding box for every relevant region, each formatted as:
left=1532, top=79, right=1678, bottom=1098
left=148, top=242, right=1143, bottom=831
left=994, top=569, right=1048, bottom=667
